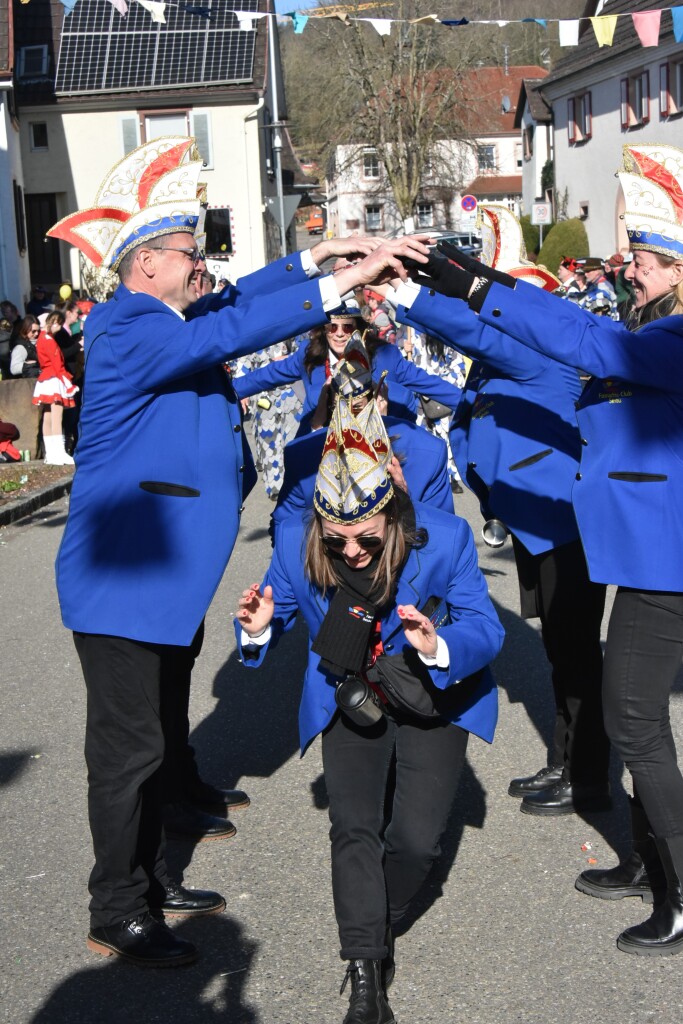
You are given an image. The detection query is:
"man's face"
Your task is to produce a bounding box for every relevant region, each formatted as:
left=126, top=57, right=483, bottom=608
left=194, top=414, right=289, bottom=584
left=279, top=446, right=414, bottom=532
left=584, top=268, right=603, bottom=285
left=145, top=232, right=206, bottom=311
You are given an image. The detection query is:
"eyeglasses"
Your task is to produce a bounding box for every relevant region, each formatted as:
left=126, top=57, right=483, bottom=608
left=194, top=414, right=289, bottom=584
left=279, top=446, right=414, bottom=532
left=29, top=328, right=40, bottom=335
left=150, top=246, right=206, bottom=267
left=325, top=322, right=355, bottom=335
left=322, top=534, right=383, bottom=553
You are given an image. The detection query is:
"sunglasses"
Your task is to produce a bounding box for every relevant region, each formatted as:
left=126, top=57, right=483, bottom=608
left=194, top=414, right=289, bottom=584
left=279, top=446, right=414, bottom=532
left=325, top=322, right=355, bottom=335
left=322, top=534, right=383, bottom=552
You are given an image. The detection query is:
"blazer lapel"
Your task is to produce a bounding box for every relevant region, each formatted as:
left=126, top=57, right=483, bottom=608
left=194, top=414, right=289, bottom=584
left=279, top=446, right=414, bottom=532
left=383, top=547, right=423, bottom=643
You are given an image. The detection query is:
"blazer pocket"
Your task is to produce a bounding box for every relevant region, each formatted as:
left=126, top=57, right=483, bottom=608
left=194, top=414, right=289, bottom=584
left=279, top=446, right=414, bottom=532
left=139, top=481, right=201, bottom=498
left=508, top=448, right=553, bottom=472
left=607, top=472, right=668, bottom=483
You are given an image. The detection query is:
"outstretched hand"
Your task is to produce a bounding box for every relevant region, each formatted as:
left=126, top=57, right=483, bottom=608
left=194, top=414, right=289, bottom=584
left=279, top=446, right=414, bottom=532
left=310, top=235, right=382, bottom=267
left=397, top=604, right=438, bottom=658
left=332, top=236, right=433, bottom=296
left=402, top=248, right=477, bottom=302
left=237, top=583, right=274, bottom=637
left=437, top=241, right=515, bottom=289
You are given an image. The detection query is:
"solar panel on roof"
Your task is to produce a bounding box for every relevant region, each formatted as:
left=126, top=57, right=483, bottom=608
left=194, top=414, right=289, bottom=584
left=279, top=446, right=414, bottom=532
left=55, top=0, right=259, bottom=96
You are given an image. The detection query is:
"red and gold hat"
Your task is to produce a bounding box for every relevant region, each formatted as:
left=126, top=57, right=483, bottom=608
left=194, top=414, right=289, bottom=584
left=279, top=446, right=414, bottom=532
left=478, top=203, right=560, bottom=291
left=47, top=137, right=205, bottom=271
left=619, top=144, right=683, bottom=259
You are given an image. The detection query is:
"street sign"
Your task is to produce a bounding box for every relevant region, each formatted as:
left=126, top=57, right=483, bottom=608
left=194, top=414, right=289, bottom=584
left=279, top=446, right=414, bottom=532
left=461, top=194, right=478, bottom=213
left=531, top=202, right=552, bottom=225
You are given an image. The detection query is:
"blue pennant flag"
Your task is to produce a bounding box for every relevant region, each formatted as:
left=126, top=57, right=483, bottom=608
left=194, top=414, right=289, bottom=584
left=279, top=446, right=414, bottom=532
left=60, top=0, right=80, bottom=13
left=179, top=3, right=211, bottom=17
left=441, top=19, right=469, bottom=27
left=522, top=18, right=547, bottom=28
left=672, top=7, right=683, bottom=43
left=291, top=12, right=308, bottom=34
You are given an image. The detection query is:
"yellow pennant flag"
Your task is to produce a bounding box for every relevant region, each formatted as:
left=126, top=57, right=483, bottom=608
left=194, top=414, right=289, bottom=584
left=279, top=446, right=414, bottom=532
left=590, top=15, right=618, bottom=47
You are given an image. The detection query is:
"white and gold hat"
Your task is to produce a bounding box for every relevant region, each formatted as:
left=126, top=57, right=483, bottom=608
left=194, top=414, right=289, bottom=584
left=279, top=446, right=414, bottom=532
left=47, top=137, right=205, bottom=271
left=478, top=203, right=560, bottom=291
left=330, top=333, right=375, bottom=403
left=619, top=145, right=683, bottom=259
left=314, top=390, right=394, bottom=525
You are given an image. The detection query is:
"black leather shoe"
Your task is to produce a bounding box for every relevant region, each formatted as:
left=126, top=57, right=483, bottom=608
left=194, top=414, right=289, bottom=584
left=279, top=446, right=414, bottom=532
left=163, top=802, right=237, bottom=841
left=187, top=781, right=251, bottom=812
left=520, top=779, right=612, bottom=816
left=341, top=960, right=395, bottom=1024
left=617, top=835, right=683, bottom=956
left=156, top=882, right=226, bottom=918
left=576, top=851, right=654, bottom=903
left=87, top=912, right=197, bottom=967
left=508, top=765, right=563, bottom=798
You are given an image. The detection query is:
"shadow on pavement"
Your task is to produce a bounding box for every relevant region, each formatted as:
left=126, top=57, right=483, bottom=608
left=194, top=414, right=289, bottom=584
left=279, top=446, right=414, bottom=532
left=30, top=914, right=259, bottom=1024
left=0, top=749, right=36, bottom=787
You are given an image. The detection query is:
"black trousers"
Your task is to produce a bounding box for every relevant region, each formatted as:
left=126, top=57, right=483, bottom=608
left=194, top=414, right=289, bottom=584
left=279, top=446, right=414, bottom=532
left=74, top=627, right=203, bottom=929
left=602, top=588, right=683, bottom=839
left=512, top=537, right=609, bottom=786
left=321, top=709, right=468, bottom=961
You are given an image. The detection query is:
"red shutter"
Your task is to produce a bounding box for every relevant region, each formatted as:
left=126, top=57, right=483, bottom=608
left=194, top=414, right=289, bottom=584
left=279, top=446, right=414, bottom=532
left=568, top=97, right=577, bottom=143
left=621, top=78, right=630, bottom=129
left=584, top=92, right=593, bottom=138
left=660, top=63, right=671, bottom=118
left=642, top=71, right=650, bottom=124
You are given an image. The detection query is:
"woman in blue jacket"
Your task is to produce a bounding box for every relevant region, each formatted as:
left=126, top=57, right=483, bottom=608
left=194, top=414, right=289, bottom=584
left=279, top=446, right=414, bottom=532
left=233, top=304, right=463, bottom=432
left=397, top=142, right=683, bottom=958
left=236, top=393, right=503, bottom=1023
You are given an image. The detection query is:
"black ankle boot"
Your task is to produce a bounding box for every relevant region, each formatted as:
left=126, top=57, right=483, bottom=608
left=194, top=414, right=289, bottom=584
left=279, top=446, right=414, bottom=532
left=575, top=797, right=665, bottom=904
left=340, top=959, right=395, bottom=1024
left=617, top=835, right=683, bottom=956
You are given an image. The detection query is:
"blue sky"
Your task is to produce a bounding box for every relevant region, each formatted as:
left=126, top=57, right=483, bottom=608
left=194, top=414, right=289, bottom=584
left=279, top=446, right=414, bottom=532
left=274, top=0, right=319, bottom=12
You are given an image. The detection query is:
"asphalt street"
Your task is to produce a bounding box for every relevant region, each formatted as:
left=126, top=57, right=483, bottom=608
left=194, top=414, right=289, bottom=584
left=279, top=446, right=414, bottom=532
left=1, top=462, right=682, bottom=1024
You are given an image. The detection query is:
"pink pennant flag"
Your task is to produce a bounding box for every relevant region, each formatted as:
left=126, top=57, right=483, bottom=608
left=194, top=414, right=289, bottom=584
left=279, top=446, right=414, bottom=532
left=632, top=10, right=661, bottom=47
left=590, top=15, right=617, bottom=47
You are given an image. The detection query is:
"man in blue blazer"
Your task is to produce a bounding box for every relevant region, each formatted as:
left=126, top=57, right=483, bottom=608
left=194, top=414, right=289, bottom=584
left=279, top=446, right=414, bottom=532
left=389, top=279, right=611, bottom=817
left=49, top=137, right=433, bottom=967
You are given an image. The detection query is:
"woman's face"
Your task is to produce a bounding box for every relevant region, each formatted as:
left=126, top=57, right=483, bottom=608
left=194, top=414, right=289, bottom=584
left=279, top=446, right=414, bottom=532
left=324, top=318, right=357, bottom=358
left=23, top=323, right=40, bottom=341
left=624, top=250, right=682, bottom=308
left=321, top=512, right=388, bottom=570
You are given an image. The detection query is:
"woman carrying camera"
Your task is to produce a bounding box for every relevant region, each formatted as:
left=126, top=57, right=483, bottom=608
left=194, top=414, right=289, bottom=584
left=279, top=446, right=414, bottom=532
left=236, top=386, right=503, bottom=1023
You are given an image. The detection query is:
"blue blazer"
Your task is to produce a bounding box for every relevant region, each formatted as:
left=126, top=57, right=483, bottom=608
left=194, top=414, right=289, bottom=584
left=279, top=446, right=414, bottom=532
left=56, top=254, right=334, bottom=646
left=271, top=416, right=454, bottom=536
left=235, top=502, right=504, bottom=753
left=396, top=289, right=584, bottom=555
left=478, top=281, right=683, bottom=590
left=233, top=338, right=464, bottom=427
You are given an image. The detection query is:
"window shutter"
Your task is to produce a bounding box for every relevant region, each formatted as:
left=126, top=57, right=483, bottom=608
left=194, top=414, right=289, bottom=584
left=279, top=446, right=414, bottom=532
left=191, top=112, right=213, bottom=169
left=620, top=78, right=630, bottom=129
left=660, top=63, right=670, bottom=117
left=121, top=116, right=139, bottom=156
left=567, top=98, right=576, bottom=143
left=641, top=71, right=650, bottom=124
left=584, top=92, right=592, bottom=138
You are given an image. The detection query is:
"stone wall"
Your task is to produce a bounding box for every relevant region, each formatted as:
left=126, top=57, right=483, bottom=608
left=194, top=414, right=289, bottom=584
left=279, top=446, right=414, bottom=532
left=0, top=379, right=42, bottom=458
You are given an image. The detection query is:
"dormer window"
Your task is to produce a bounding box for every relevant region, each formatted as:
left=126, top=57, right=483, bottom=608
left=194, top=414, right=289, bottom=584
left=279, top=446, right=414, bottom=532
left=18, top=46, right=49, bottom=79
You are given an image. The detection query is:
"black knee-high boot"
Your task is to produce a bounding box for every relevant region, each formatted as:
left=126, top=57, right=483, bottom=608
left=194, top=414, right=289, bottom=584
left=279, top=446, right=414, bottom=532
left=340, top=959, right=395, bottom=1024
left=617, top=835, right=683, bottom=956
left=575, top=796, right=665, bottom=904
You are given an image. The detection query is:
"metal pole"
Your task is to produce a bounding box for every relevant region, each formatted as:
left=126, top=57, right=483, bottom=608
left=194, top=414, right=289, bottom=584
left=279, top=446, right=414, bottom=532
left=267, top=9, right=287, bottom=258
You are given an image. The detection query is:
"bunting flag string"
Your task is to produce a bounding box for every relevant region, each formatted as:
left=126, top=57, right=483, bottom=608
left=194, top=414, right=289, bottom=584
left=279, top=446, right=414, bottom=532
left=55, top=0, right=683, bottom=58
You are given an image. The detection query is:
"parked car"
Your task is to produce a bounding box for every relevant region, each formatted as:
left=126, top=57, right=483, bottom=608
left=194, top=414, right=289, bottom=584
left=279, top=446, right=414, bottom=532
left=428, top=230, right=482, bottom=256
left=305, top=212, right=324, bottom=235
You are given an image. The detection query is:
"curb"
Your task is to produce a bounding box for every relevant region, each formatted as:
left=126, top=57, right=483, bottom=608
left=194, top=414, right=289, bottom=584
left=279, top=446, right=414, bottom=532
left=0, top=475, right=73, bottom=528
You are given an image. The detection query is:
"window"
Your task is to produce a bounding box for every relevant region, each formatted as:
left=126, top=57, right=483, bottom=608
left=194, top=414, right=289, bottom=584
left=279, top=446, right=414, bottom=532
left=121, top=115, right=140, bottom=156
left=523, top=125, right=534, bottom=160
left=144, top=111, right=190, bottom=141
left=621, top=72, right=650, bottom=129
left=515, top=142, right=523, bottom=169
left=13, top=181, right=27, bottom=254
left=365, top=205, right=383, bottom=231
left=204, top=206, right=233, bottom=257
left=567, top=92, right=592, bottom=144
left=477, top=145, right=496, bottom=172
left=18, top=46, right=49, bottom=78
left=362, top=150, right=380, bottom=180
left=29, top=123, right=48, bottom=151
left=660, top=61, right=683, bottom=117
left=579, top=201, right=589, bottom=221
left=416, top=202, right=434, bottom=228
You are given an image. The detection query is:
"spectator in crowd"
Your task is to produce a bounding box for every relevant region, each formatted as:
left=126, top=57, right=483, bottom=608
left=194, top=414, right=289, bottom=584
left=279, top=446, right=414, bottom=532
left=9, top=316, right=41, bottom=378
left=26, top=284, right=53, bottom=317
left=32, top=311, right=78, bottom=466
left=576, top=257, right=619, bottom=319
left=554, top=257, right=583, bottom=302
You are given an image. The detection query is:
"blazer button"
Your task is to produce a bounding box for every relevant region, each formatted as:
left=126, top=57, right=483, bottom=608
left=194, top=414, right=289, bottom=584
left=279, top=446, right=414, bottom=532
left=575, top=472, right=582, bottom=480
left=575, top=401, right=581, bottom=410
left=286, top=263, right=294, bottom=271
left=429, top=289, right=435, bottom=296
left=234, top=424, right=242, bottom=433
left=239, top=465, right=245, bottom=473
left=303, top=300, right=312, bottom=310
left=385, top=643, right=393, bottom=651
left=469, top=461, right=477, bottom=469
left=492, top=308, right=502, bottom=317
left=581, top=437, right=588, bottom=445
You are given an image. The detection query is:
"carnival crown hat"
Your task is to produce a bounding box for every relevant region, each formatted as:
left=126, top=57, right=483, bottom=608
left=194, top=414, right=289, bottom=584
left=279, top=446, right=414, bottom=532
left=619, top=145, right=683, bottom=259
left=330, top=333, right=374, bottom=403
left=47, top=137, right=205, bottom=271
left=314, top=387, right=394, bottom=526
left=478, top=203, right=560, bottom=291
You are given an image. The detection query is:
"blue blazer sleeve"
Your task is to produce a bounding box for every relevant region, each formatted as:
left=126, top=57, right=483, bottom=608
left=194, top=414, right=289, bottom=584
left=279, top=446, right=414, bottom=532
left=479, top=280, right=683, bottom=392
left=233, top=345, right=308, bottom=399
left=374, top=344, right=463, bottom=409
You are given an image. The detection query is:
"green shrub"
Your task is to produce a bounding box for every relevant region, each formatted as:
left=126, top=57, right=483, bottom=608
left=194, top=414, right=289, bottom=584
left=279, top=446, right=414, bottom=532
left=537, top=218, right=589, bottom=276
left=520, top=215, right=540, bottom=257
